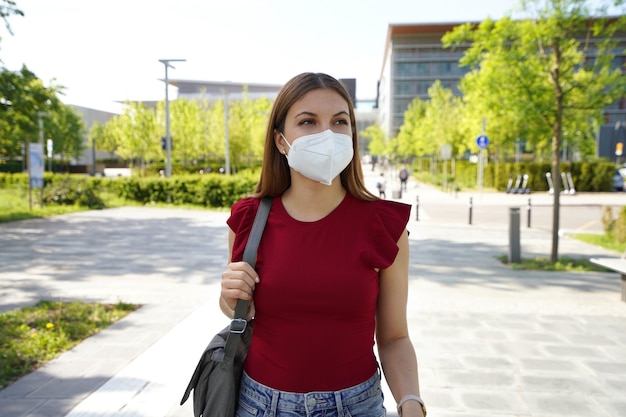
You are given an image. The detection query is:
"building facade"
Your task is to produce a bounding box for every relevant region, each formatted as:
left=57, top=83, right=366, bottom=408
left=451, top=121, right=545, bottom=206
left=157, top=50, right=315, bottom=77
left=377, top=21, right=626, bottom=162
left=377, top=23, right=470, bottom=138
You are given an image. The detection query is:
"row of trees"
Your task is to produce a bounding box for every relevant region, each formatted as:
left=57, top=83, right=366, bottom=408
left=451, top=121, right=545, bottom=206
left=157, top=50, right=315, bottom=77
left=89, top=92, right=273, bottom=174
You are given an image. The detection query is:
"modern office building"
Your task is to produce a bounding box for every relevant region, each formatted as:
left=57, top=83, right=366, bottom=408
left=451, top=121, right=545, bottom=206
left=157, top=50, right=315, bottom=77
left=169, top=79, right=282, bottom=102
left=377, top=21, right=626, bottom=161
left=377, top=23, right=470, bottom=138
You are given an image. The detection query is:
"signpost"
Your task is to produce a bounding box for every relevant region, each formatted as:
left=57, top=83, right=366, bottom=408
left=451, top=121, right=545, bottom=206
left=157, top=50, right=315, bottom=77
left=476, top=134, right=489, bottom=193
left=28, top=142, right=44, bottom=209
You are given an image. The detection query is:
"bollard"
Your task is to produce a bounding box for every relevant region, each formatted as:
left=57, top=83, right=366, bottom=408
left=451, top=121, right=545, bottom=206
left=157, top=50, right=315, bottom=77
left=509, top=207, right=521, bottom=263
left=468, top=197, right=473, bottom=225
left=415, top=196, right=419, bottom=221
left=527, top=198, right=531, bottom=228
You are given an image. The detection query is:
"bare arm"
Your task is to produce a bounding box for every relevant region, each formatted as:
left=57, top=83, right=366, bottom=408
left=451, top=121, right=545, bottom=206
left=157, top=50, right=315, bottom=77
left=376, top=229, right=425, bottom=417
left=219, top=228, right=258, bottom=320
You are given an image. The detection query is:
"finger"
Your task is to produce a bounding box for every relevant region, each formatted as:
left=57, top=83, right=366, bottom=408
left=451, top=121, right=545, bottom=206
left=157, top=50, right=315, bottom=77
left=231, top=261, right=260, bottom=283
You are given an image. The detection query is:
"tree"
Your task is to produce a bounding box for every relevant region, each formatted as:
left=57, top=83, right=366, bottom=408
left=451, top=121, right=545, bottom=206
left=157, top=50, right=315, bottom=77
left=362, top=123, right=387, bottom=159
left=396, top=98, right=428, bottom=159
left=102, top=102, right=159, bottom=171
left=443, top=0, right=626, bottom=262
left=0, top=0, right=23, bottom=35
left=227, top=90, right=271, bottom=170
left=45, top=103, right=85, bottom=163
left=170, top=98, right=206, bottom=166
left=0, top=65, right=61, bottom=159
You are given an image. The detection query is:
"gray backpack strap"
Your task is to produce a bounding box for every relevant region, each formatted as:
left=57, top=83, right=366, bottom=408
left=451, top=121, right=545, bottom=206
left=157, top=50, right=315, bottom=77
left=224, top=196, right=272, bottom=360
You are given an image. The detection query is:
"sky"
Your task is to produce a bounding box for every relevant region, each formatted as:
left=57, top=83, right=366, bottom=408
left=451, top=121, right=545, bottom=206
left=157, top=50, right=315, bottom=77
left=0, top=0, right=535, bottom=114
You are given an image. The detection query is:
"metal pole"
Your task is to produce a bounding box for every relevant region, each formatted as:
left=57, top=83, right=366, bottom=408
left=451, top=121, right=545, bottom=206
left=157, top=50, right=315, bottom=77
left=37, top=112, right=46, bottom=206
left=92, top=136, right=96, bottom=176
left=164, top=63, right=171, bottom=178
left=527, top=198, right=532, bottom=229
left=159, top=59, right=186, bottom=178
left=509, top=207, right=521, bottom=263
left=38, top=113, right=44, bottom=145
left=468, top=197, right=473, bottom=225
left=415, top=195, right=419, bottom=221
left=223, top=90, right=231, bottom=175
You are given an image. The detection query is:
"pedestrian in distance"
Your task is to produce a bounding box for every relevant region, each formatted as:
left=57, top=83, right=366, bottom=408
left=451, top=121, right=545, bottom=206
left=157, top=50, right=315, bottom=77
left=220, top=72, right=426, bottom=417
left=377, top=172, right=387, bottom=199
left=399, top=166, right=409, bottom=192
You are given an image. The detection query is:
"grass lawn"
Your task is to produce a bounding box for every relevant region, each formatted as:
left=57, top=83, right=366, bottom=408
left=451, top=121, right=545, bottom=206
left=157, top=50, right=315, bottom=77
left=497, top=254, right=614, bottom=272
left=0, top=300, right=139, bottom=389
left=0, top=187, right=91, bottom=222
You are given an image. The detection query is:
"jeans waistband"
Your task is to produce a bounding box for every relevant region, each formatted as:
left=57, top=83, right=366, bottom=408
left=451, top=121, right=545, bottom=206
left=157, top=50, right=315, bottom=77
left=239, top=371, right=381, bottom=414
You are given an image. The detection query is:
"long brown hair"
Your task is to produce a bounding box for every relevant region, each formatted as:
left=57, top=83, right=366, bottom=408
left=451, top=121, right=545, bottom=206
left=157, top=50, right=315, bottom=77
left=254, top=72, right=377, bottom=201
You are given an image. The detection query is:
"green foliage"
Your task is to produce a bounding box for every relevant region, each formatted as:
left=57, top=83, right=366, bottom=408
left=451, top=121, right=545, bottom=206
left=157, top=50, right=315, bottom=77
left=497, top=254, right=611, bottom=272
left=411, top=158, right=618, bottom=192
left=95, top=92, right=271, bottom=175
left=601, top=205, right=626, bottom=244
left=110, top=172, right=259, bottom=207
left=575, top=231, right=626, bottom=254
left=602, top=206, right=615, bottom=233
left=361, top=123, right=387, bottom=157
left=0, top=300, right=138, bottom=389
left=0, top=65, right=84, bottom=162
left=616, top=206, right=626, bottom=244
left=43, top=175, right=105, bottom=209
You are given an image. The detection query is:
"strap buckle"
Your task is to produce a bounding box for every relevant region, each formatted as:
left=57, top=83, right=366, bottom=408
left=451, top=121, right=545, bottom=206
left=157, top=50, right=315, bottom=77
left=229, top=318, right=248, bottom=334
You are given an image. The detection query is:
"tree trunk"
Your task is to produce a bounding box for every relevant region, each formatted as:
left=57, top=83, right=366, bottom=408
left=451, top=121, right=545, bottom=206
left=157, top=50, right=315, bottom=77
left=550, top=134, right=561, bottom=263
left=550, top=43, right=564, bottom=263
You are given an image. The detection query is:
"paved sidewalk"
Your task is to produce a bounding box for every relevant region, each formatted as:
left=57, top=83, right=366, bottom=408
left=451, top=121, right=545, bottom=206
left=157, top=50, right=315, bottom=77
left=1, top=177, right=625, bottom=417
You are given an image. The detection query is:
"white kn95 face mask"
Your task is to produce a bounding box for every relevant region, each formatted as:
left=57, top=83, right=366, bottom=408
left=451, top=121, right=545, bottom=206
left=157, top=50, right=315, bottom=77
left=281, top=129, right=354, bottom=185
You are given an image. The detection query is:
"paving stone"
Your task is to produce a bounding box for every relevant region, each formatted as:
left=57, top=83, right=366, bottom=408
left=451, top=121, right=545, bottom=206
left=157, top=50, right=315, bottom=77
left=2, top=186, right=626, bottom=417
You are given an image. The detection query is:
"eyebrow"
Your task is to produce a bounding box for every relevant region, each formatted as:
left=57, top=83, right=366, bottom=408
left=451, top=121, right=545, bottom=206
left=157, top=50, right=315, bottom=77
left=294, top=110, right=350, bottom=118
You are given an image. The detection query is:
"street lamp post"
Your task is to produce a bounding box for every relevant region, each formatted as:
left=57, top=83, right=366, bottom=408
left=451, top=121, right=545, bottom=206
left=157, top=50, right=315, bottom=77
left=222, top=89, right=231, bottom=175
left=38, top=111, right=46, bottom=146
left=159, top=59, right=186, bottom=178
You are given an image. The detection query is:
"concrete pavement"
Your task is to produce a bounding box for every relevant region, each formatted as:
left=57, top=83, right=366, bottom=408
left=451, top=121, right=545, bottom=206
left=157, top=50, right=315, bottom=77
left=1, top=173, right=625, bottom=417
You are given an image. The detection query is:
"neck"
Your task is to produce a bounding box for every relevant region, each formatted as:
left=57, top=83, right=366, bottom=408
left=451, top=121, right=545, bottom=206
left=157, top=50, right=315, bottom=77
left=282, top=175, right=346, bottom=222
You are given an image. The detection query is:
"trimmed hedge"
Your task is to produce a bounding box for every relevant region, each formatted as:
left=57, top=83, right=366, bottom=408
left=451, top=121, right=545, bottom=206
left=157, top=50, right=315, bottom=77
left=414, top=159, right=618, bottom=192
left=0, top=159, right=618, bottom=211
left=0, top=171, right=260, bottom=209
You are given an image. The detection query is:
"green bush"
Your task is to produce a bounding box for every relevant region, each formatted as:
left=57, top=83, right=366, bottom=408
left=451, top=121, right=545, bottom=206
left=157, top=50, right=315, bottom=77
left=615, top=206, right=626, bottom=244
left=411, top=159, right=618, bottom=192
left=43, top=176, right=105, bottom=209
left=102, top=171, right=258, bottom=207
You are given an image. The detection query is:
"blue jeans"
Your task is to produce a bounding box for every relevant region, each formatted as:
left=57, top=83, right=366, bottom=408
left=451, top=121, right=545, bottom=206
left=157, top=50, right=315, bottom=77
left=236, top=371, right=386, bottom=417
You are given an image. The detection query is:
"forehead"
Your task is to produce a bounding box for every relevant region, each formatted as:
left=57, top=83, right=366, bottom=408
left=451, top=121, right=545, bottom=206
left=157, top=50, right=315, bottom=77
left=288, top=88, right=350, bottom=116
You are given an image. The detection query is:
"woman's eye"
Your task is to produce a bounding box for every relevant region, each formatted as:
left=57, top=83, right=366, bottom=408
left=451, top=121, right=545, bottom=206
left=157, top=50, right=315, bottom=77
left=299, top=119, right=315, bottom=126
left=334, top=119, right=349, bottom=125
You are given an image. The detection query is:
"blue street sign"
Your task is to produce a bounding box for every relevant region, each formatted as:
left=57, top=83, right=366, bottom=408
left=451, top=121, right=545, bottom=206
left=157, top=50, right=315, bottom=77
left=476, top=135, right=489, bottom=149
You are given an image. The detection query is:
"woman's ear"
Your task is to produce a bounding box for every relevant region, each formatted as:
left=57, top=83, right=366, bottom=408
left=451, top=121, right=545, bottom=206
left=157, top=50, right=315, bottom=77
left=274, top=130, right=286, bottom=155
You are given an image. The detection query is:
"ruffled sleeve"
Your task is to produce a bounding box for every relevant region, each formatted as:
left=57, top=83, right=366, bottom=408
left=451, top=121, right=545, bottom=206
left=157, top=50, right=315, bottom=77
left=226, top=197, right=261, bottom=262
left=368, top=200, right=411, bottom=269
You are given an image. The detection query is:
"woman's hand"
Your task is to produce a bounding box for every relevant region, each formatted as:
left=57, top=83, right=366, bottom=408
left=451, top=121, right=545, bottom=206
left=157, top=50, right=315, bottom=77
left=220, top=261, right=259, bottom=319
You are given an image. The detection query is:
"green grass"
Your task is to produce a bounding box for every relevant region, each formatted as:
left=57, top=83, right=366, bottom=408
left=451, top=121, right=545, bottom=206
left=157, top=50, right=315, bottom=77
left=573, top=233, right=626, bottom=254
left=497, top=254, right=613, bottom=272
left=0, top=187, right=226, bottom=223
left=0, top=300, right=139, bottom=389
left=0, top=187, right=91, bottom=222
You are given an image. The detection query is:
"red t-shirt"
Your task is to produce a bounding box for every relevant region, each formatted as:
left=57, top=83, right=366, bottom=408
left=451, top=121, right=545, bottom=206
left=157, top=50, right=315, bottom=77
left=227, top=193, right=410, bottom=392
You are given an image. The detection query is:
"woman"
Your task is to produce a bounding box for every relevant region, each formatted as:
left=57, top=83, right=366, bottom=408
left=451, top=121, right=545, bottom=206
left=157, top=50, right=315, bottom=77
left=220, top=73, right=426, bottom=417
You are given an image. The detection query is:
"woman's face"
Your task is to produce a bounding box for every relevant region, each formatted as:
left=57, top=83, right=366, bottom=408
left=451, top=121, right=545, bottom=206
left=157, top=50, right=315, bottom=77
left=275, top=88, right=352, bottom=149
